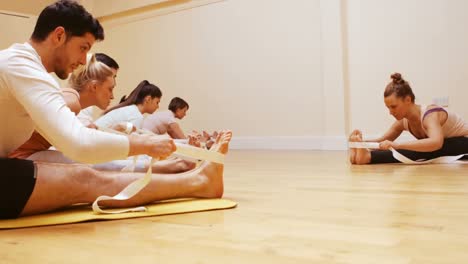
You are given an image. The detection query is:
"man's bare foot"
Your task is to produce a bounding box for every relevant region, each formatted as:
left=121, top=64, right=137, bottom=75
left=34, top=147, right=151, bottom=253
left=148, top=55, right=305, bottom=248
left=348, top=130, right=371, bottom=164
left=193, top=130, right=232, bottom=198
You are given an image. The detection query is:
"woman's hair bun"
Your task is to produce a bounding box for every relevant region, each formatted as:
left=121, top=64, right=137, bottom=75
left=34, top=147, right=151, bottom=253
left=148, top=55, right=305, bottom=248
left=391, top=73, right=404, bottom=84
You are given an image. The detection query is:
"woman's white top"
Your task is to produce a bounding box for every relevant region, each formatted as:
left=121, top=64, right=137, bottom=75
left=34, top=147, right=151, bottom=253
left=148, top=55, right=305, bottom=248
left=95, top=104, right=144, bottom=129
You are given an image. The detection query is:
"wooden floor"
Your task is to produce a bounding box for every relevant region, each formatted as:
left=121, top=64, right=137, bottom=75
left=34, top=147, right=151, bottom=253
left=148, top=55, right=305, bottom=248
left=1, top=150, right=468, bottom=263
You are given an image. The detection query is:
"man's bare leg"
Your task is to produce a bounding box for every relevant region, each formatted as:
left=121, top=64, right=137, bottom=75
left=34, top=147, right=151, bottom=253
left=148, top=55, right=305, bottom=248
left=348, top=130, right=371, bottom=164
left=93, top=157, right=196, bottom=174
left=20, top=131, right=232, bottom=216
left=28, top=150, right=196, bottom=174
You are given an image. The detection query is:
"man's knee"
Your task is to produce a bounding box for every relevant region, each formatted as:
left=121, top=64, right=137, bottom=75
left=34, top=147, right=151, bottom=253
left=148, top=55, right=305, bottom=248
left=67, top=164, right=105, bottom=188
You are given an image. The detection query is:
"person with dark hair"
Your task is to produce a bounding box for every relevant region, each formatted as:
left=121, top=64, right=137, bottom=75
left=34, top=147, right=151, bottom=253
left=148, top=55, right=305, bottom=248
left=0, top=0, right=229, bottom=219
left=31, top=0, right=104, bottom=42
left=95, top=80, right=162, bottom=131
left=142, top=97, right=218, bottom=149
left=143, top=97, right=189, bottom=139
left=95, top=52, right=119, bottom=72
left=349, top=73, right=468, bottom=164
left=30, top=0, right=104, bottom=79
left=168, top=97, right=189, bottom=114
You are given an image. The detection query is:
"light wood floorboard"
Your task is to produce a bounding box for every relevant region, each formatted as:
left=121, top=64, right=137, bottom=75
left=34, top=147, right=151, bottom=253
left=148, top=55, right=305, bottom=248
left=1, top=150, right=467, bottom=263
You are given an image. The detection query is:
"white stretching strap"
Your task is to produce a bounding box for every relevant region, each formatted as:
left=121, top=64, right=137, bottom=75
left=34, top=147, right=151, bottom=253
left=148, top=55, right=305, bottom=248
left=98, top=126, right=225, bottom=164
left=92, top=126, right=225, bottom=214
left=348, top=142, right=380, bottom=149
left=92, top=158, right=157, bottom=214
left=135, top=128, right=225, bottom=164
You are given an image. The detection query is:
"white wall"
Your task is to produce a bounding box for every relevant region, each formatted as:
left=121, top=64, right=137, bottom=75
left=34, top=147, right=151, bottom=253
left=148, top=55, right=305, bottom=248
left=319, top=0, right=347, bottom=143
left=96, top=0, right=326, bottom=148
left=0, top=12, right=35, bottom=49
left=345, top=0, right=468, bottom=136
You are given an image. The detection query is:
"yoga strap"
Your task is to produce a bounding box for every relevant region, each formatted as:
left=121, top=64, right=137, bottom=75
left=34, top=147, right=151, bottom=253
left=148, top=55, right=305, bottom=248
left=92, top=126, right=225, bottom=214
left=92, top=158, right=157, bottom=214
left=135, top=128, right=225, bottom=164
left=98, top=126, right=225, bottom=164
left=348, top=142, right=380, bottom=149
left=348, top=142, right=466, bottom=164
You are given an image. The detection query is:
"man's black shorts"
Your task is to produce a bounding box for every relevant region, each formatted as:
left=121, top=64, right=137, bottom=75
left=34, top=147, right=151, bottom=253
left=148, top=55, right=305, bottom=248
left=0, top=158, right=37, bottom=219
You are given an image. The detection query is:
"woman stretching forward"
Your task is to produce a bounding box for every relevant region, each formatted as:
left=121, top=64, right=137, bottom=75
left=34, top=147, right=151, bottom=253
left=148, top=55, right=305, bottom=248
left=350, top=73, right=468, bottom=164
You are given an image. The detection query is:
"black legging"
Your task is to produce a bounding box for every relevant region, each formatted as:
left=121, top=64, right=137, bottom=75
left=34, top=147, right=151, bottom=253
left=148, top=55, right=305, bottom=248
left=370, top=136, right=468, bottom=164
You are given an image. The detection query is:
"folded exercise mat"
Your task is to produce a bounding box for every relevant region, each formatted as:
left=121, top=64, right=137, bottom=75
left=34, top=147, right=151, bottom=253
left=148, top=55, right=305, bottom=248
left=0, top=198, right=237, bottom=229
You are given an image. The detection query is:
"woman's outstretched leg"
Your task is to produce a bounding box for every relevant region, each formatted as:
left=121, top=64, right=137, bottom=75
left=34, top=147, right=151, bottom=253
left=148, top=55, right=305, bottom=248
left=348, top=130, right=371, bottom=164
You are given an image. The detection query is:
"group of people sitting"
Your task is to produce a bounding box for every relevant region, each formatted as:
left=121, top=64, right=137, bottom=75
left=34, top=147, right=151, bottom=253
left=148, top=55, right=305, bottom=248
left=0, top=0, right=230, bottom=220
left=9, top=52, right=214, bottom=161
left=0, top=0, right=466, bottom=220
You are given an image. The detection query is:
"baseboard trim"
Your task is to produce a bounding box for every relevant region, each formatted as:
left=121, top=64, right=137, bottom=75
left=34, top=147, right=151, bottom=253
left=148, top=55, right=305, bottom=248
left=229, top=134, right=417, bottom=150
left=230, top=136, right=348, bottom=150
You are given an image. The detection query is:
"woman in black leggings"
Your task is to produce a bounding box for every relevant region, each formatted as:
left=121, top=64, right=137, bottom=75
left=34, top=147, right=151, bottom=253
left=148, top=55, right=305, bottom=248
left=349, top=73, right=468, bottom=164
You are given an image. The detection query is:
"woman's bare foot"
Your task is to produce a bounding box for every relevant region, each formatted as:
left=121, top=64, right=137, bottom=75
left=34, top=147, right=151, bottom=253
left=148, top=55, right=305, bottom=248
left=201, top=131, right=214, bottom=149
left=185, top=130, right=220, bottom=150
left=348, top=130, right=359, bottom=164
left=348, top=130, right=371, bottom=164
left=204, top=130, right=220, bottom=150
left=188, top=134, right=202, bottom=148
left=152, top=158, right=196, bottom=173
left=193, top=130, right=232, bottom=198
left=202, top=131, right=211, bottom=142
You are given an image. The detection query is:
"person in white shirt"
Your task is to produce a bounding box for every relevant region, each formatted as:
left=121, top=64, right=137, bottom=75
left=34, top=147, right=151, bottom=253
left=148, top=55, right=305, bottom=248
left=0, top=0, right=229, bottom=219
left=95, top=80, right=161, bottom=131
left=9, top=54, right=195, bottom=173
